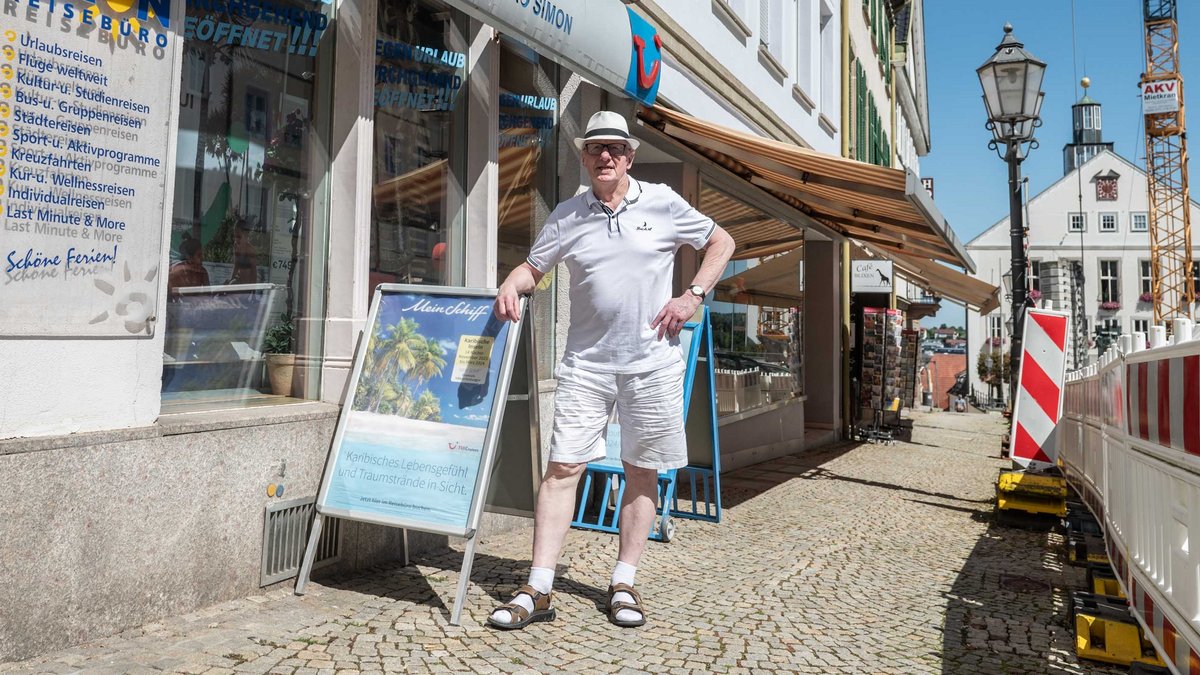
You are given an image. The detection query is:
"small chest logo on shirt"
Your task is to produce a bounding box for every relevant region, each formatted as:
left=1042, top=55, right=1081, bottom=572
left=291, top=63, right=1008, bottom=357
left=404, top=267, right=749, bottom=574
left=635, top=222, right=653, bottom=231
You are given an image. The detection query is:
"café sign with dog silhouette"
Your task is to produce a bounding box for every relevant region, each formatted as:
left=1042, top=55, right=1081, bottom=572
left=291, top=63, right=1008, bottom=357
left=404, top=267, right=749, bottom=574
left=851, top=260, right=894, bottom=293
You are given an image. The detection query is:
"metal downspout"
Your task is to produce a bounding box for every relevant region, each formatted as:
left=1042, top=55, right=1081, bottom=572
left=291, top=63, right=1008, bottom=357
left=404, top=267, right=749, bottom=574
left=840, top=0, right=853, bottom=438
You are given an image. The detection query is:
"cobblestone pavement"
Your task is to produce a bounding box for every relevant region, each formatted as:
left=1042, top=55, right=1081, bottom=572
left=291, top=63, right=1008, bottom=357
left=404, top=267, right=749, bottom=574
left=3, top=411, right=1124, bottom=674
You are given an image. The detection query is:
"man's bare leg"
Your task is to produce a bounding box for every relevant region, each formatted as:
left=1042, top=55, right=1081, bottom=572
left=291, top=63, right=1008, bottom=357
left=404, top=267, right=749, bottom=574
left=491, top=460, right=585, bottom=625
left=610, top=462, right=658, bottom=625
left=532, top=461, right=588, bottom=567
left=616, top=463, right=659, bottom=564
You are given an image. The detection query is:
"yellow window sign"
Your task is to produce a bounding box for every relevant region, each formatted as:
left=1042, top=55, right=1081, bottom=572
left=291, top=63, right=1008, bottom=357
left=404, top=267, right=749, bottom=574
left=450, top=335, right=494, bottom=384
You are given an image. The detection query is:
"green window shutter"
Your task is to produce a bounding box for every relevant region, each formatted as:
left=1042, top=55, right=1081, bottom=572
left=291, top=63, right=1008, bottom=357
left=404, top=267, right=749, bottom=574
left=857, top=63, right=868, bottom=162
left=872, top=99, right=879, bottom=165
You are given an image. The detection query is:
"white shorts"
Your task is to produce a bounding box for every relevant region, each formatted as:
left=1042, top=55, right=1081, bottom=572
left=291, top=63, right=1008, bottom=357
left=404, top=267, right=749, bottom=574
left=548, top=360, right=688, bottom=470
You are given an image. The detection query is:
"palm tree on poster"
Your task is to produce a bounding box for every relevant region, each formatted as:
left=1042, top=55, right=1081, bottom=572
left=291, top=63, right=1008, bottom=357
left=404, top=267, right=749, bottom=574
left=412, top=390, right=442, bottom=422
left=365, top=318, right=421, bottom=411
left=408, top=336, right=448, bottom=387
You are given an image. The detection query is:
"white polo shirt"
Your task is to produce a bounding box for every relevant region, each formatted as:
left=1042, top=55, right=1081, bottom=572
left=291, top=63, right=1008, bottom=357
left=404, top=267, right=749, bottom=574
left=526, top=178, right=716, bottom=373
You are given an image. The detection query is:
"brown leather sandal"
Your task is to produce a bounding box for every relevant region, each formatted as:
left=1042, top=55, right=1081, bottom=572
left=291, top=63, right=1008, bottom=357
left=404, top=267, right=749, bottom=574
left=486, top=585, right=555, bottom=630
left=606, top=583, right=646, bottom=627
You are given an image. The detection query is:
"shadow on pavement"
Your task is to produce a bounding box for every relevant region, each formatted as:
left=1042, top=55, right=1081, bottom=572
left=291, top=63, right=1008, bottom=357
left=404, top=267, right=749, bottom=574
left=939, top=517, right=1124, bottom=675
left=365, top=547, right=610, bottom=622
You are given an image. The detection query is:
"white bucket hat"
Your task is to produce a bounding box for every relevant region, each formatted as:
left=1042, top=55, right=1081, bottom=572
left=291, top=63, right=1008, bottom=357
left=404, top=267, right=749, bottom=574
left=573, top=110, right=641, bottom=151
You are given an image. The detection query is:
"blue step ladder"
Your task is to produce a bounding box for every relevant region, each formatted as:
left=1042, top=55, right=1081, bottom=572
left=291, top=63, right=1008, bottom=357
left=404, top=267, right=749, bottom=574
left=570, top=307, right=722, bottom=542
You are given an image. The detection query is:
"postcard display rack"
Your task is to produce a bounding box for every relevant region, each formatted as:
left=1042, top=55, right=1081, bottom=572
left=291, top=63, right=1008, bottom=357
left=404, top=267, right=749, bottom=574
left=858, top=308, right=905, bottom=435
left=900, top=330, right=918, bottom=409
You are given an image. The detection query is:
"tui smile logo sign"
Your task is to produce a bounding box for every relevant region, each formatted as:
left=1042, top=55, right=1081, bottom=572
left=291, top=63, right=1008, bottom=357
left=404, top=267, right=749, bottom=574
left=624, top=8, right=661, bottom=106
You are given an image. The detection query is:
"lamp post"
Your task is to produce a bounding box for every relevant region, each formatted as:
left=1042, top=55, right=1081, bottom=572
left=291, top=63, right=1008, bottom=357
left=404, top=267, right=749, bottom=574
left=978, top=23, right=1046, bottom=407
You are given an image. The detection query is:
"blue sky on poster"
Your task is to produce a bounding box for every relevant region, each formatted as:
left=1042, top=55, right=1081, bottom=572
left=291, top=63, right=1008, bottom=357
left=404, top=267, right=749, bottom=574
left=371, top=294, right=509, bottom=429
left=922, top=0, right=1198, bottom=327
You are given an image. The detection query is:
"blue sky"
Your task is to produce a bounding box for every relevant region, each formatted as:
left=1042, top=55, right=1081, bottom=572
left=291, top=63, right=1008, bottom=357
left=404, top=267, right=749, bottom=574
left=922, top=0, right=1194, bottom=326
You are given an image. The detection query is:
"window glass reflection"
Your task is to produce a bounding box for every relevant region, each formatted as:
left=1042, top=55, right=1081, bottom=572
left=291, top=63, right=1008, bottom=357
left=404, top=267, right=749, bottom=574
left=370, top=0, right=468, bottom=294
left=163, top=0, right=332, bottom=409
left=703, top=184, right=805, bottom=415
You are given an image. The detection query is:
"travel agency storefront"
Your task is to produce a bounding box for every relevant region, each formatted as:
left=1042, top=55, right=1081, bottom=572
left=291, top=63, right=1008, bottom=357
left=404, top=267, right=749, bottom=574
left=0, top=0, right=974, bottom=659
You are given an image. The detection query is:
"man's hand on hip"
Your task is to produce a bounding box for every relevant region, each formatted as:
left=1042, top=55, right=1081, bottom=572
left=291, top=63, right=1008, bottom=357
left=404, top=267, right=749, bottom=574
left=652, top=294, right=702, bottom=340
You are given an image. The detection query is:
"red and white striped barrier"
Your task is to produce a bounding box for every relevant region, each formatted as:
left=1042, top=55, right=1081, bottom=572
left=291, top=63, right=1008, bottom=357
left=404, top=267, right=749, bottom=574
left=1061, top=317, right=1200, bottom=675
left=1011, top=309, right=1070, bottom=469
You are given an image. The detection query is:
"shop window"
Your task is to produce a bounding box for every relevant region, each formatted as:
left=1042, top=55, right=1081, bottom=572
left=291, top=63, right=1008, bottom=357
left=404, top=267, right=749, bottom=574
left=370, top=0, right=469, bottom=293
left=163, top=0, right=334, bottom=410
left=700, top=183, right=805, bottom=414
left=497, top=37, right=561, bottom=378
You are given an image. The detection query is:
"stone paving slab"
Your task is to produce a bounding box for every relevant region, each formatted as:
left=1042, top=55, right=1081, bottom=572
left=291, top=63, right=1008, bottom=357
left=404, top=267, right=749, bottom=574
left=2, top=411, right=1124, bottom=674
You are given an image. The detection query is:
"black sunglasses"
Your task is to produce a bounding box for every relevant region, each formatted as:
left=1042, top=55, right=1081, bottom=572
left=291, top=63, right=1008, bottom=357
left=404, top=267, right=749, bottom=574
left=584, top=142, right=632, bottom=157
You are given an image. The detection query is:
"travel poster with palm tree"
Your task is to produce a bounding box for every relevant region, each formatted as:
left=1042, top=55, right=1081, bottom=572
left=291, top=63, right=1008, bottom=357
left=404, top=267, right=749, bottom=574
left=324, top=292, right=511, bottom=528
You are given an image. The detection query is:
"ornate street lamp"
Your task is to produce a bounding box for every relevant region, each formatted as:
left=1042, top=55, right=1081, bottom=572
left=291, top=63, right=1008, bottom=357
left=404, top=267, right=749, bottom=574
left=978, top=23, right=1045, bottom=408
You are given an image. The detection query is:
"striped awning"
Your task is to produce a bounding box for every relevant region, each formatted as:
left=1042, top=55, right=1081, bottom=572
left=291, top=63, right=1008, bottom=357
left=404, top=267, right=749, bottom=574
left=637, top=105, right=974, bottom=272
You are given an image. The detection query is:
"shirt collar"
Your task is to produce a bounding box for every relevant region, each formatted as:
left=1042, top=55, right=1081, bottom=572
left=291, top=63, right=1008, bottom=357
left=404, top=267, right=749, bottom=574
left=583, top=177, right=643, bottom=211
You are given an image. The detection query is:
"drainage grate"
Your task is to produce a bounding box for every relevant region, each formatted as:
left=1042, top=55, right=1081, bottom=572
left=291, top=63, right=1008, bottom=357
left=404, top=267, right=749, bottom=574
left=260, top=496, right=341, bottom=587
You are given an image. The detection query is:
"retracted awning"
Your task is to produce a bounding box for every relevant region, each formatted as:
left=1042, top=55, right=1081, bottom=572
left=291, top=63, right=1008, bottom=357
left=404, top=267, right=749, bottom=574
left=851, top=245, right=1000, bottom=314
left=714, top=246, right=805, bottom=307
left=637, top=106, right=975, bottom=272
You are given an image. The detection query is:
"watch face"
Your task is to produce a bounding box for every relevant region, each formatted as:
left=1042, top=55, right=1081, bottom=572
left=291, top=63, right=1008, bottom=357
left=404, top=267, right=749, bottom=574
left=1097, top=178, right=1118, bottom=201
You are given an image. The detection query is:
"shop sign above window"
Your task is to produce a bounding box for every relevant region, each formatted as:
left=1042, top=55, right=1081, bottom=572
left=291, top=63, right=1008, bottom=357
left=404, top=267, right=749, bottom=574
left=851, top=261, right=894, bottom=293
left=443, top=0, right=662, bottom=105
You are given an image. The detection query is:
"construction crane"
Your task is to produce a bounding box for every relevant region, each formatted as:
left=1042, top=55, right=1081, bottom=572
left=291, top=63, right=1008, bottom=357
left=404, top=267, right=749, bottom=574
left=1142, top=0, right=1195, bottom=323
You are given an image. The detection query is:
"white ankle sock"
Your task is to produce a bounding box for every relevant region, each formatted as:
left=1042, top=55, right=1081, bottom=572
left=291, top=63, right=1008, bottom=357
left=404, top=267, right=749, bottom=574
left=491, top=566, right=554, bottom=624
left=610, top=561, right=641, bottom=623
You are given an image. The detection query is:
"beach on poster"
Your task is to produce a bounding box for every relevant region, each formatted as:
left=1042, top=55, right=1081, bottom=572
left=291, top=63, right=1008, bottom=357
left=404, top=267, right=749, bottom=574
left=323, top=410, right=486, bottom=526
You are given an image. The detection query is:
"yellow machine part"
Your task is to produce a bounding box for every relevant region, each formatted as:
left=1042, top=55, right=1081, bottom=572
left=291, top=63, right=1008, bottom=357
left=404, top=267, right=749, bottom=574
left=1091, top=577, right=1127, bottom=599
left=1075, top=613, right=1166, bottom=667
left=997, top=490, right=1068, bottom=517
left=997, top=471, right=1068, bottom=497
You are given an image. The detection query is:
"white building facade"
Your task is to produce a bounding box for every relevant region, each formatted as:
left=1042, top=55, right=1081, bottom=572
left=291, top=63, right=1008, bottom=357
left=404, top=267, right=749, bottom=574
left=966, top=95, right=1200, bottom=401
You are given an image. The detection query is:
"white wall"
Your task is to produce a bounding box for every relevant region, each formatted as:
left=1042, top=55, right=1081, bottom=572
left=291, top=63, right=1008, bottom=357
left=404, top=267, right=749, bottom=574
left=0, top=342, right=163, bottom=438
left=656, top=0, right=841, bottom=155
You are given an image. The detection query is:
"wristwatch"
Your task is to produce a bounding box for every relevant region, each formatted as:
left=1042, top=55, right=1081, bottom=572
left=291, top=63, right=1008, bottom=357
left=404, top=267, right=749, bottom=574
left=687, top=284, right=706, bottom=299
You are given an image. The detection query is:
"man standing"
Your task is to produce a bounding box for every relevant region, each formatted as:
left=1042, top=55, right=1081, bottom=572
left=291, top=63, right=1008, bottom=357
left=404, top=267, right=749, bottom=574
left=489, top=111, right=735, bottom=629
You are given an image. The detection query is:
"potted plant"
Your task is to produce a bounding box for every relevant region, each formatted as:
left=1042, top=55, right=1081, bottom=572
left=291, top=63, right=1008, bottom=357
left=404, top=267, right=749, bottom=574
left=1139, top=292, right=1154, bottom=304
left=263, top=313, right=295, bottom=396
left=1027, top=289, right=1042, bottom=306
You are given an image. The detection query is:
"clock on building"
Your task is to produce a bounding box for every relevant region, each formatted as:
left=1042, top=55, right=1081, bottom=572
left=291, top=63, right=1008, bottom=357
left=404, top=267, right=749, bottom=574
left=1096, top=177, right=1118, bottom=201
